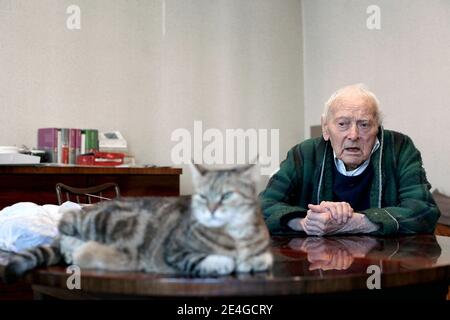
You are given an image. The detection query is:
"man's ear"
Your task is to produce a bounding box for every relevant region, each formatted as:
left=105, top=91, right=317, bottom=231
left=321, top=116, right=330, bottom=141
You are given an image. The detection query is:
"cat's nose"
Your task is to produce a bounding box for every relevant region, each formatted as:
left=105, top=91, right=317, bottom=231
left=208, top=203, right=219, bottom=214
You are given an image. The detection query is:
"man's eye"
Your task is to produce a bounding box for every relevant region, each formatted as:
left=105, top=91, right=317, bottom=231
left=359, top=123, right=369, bottom=129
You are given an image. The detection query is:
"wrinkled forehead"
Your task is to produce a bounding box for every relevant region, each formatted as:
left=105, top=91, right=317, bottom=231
left=330, top=94, right=377, bottom=120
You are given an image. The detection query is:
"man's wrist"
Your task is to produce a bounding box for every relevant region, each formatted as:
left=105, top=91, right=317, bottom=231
left=359, top=214, right=380, bottom=233
left=334, top=212, right=379, bottom=234
left=287, top=218, right=304, bottom=231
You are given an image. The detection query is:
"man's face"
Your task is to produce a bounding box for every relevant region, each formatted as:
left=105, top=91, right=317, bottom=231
left=322, top=95, right=379, bottom=170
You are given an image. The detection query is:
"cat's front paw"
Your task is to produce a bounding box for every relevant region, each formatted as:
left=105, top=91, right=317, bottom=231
left=237, top=252, right=273, bottom=273
left=196, top=255, right=235, bottom=276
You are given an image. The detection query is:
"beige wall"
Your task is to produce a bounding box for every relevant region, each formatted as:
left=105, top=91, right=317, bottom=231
left=303, top=0, right=450, bottom=195
left=2, top=0, right=447, bottom=196
left=0, top=0, right=304, bottom=194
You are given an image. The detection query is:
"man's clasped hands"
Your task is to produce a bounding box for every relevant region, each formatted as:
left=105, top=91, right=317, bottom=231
left=299, top=201, right=362, bottom=236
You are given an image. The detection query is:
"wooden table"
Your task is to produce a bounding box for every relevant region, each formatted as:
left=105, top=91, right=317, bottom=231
left=27, top=235, right=450, bottom=300
left=0, top=165, right=182, bottom=209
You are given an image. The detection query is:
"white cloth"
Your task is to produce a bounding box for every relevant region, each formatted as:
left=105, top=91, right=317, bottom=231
left=333, top=138, right=380, bottom=176
left=0, top=201, right=82, bottom=253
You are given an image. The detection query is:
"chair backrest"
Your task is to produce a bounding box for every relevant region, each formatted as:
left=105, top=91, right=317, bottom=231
left=56, top=182, right=120, bottom=205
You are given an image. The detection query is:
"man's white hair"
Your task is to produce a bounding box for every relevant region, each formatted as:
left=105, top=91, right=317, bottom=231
left=322, top=83, right=383, bottom=125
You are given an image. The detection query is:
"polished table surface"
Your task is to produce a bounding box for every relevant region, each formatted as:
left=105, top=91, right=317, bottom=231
left=27, top=235, right=450, bottom=299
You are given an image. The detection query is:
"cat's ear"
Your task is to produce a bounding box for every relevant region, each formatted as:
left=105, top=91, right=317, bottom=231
left=234, top=163, right=260, bottom=182
left=250, top=154, right=259, bottom=164
left=189, top=161, right=207, bottom=182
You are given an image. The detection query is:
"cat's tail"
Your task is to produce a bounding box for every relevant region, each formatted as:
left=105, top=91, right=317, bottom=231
left=1, top=244, right=62, bottom=284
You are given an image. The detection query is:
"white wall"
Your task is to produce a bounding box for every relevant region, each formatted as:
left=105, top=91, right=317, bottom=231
left=0, top=0, right=304, bottom=194
left=303, top=0, right=450, bottom=194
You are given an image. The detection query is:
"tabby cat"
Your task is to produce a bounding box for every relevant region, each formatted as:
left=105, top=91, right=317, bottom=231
left=3, top=163, right=272, bottom=282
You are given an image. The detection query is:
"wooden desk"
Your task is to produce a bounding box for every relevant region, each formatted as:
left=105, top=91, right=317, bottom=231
left=26, top=235, right=450, bottom=300
left=0, top=165, right=182, bottom=209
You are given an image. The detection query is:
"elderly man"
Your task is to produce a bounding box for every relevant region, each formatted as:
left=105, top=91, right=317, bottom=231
left=260, top=84, right=440, bottom=236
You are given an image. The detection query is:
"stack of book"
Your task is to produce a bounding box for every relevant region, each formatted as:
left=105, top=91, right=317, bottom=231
left=37, top=128, right=99, bottom=164
left=38, top=128, right=135, bottom=167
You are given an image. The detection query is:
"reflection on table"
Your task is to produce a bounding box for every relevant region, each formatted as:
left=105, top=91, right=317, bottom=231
left=23, top=235, right=450, bottom=299
left=281, top=235, right=442, bottom=273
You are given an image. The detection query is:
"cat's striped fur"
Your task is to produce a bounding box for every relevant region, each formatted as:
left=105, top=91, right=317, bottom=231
left=3, top=164, right=272, bottom=282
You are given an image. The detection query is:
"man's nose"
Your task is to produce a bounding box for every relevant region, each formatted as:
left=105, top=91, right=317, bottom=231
left=347, top=124, right=359, bottom=140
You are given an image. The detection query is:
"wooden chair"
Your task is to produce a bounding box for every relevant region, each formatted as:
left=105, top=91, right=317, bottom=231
left=56, top=182, right=120, bottom=205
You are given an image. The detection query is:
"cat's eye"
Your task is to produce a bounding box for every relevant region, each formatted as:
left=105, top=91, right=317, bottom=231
left=197, top=194, right=207, bottom=201
left=221, top=192, right=234, bottom=201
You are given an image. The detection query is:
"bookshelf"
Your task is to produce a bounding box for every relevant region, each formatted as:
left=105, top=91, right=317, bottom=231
left=0, top=165, right=182, bottom=209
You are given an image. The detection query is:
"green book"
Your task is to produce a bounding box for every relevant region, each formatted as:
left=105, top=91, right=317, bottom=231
left=84, top=129, right=99, bottom=153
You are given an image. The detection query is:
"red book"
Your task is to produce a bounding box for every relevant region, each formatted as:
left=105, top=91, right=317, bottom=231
left=76, top=154, right=95, bottom=165
left=61, top=147, right=69, bottom=164
left=76, top=152, right=124, bottom=166
left=94, top=151, right=124, bottom=166
left=60, top=128, right=70, bottom=164
left=94, top=159, right=124, bottom=166
left=93, top=151, right=125, bottom=160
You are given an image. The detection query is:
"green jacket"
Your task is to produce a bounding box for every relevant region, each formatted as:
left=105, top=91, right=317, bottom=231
left=259, top=128, right=440, bottom=236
